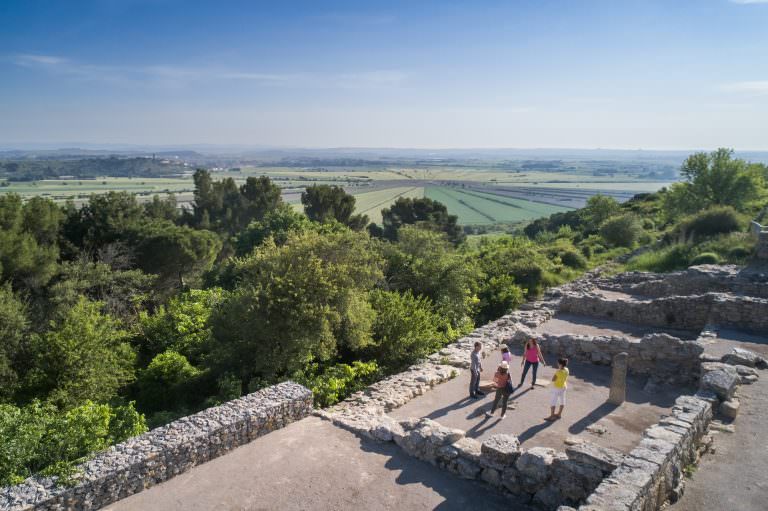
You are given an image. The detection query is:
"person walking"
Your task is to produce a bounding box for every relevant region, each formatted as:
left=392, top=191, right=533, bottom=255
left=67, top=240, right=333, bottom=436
left=470, top=341, right=484, bottom=398
left=485, top=362, right=513, bottom=419
left=545, top=358, right=569, bottom=421
left=520, top=337, right=546, bottom=389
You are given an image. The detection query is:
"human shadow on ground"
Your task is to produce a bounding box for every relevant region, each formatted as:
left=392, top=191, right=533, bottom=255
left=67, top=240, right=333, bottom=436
left=426, top=396, right=477, bottom=420
left=568, top=402, right=618, bottom=435
left=357, top=436, right=531, bottom=511
left=465, top=414, right=503, bottom=438
left=517, top=419, right=556, bottom=443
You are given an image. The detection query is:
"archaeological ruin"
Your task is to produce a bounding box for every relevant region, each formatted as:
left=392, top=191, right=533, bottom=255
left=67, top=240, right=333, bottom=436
left=2, top=264, right=766, bottom=511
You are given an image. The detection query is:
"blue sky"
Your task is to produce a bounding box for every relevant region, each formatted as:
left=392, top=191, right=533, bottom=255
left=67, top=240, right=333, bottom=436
left=1, top=0, right=767, bottom=149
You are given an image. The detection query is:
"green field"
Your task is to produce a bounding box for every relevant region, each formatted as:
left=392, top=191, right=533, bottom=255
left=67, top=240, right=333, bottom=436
left=1, top=166, right=673, bottom=228
left=425, top=186, right=572, bottom=225
left=354, top=186, right=424, bottom=224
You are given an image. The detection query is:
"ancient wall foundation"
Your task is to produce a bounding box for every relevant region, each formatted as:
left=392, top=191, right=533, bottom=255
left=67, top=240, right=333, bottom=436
left=1, top=382, right=313, bottom=511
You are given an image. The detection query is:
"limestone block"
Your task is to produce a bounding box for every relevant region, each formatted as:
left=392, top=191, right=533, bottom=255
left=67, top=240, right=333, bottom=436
left=480, top=434, right=521, bottom=467
left=719, top=399, right=740, bottom=419
left=722, top=347, right=768, bottom=369
left=456, top=457, right=481, bottom=479
left=515, top=447, right=559, bottom=493
left=565, top=441, right=625, bottom=475
left=699, top=366, right=738, bottom=401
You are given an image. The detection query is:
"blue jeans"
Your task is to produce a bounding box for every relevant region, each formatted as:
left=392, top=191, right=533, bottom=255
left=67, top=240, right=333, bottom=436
left=470, top=370, right=481, bottom=396
left=520, top=360, right=539, bottom=386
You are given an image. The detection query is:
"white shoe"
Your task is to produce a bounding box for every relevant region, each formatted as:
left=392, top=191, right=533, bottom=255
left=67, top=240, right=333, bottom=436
left=485, top=411, right=492, bottom=418
left=499, top=415, right=505, bottom=420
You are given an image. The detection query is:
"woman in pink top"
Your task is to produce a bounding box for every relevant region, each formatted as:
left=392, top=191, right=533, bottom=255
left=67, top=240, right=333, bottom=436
left=519, top=338, right=546, bottom=389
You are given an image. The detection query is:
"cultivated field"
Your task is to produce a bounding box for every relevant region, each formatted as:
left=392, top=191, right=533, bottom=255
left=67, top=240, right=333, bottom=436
left=0, top=166, right=674, bottom=228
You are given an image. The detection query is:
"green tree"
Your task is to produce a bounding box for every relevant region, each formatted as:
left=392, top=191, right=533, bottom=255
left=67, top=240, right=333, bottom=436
left=144, top=194, right=179, bottom=222
left=378, top=197, right=464, bottom=244
left=301, top=185, right=368, bottom=229
left=665, top=148, right=766, bottom=216
left=366, top=289, right=448, bottom=371
left=581, top=195, right=621, bottom=232
left=136, top=351, right=201, bottom=414
left=47, top=260, right=155, bottom=324
left=599, top=213, right=643, bottom=248
left=209, top=229, right=383, bottom=386
left=131, top=222, right=221, bottom=290
left=234, top=204, right=311, bottom=255
left=61, top=192, right=144, bottom=252
left=0, top=194, right=59, bottom=289
left=137, top=288, right=224, bottom=364
left=383, top=226, right=477, bottom=326
left=0, top=400, right=146, bottom=486
left=0, top=285, right=29, bottom=403
left=29, top=297, right=135, bottom=409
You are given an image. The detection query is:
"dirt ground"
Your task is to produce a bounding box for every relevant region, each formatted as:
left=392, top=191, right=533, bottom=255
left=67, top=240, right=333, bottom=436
left=105, top=416, right=517, bottom=511
left=670, top=328, right=768, bottom=511
left=391, top=359, right=684, bottom=453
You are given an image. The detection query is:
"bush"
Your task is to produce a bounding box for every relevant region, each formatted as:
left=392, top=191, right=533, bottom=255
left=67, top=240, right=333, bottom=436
left=676, top=206, right=745, bottom=240
left=727, top=246, right=752, bottom=260
left=599, top=214, right=643, bottom=248
left=626, top=244, right=693, bottom=272
left=367, top=289, right=450, bottom=370
left=136, top=351, right=201, bottom=414
left=689, top=252, right=721, bottom=266
left=560, top=250, right=588, bottom=270
left=0, top=401, right=146, bottom=486
left=293, top=361, right=379, bottom=408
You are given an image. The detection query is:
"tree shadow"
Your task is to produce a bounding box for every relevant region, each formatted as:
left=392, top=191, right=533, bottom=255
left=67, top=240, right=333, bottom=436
left=568, top=402, right=619, bottom=435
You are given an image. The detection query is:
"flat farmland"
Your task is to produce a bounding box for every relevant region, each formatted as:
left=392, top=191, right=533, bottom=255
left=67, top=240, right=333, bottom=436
left=353, top=186, right=424, bottom=224
left=425, top=186, right=572, bottom=225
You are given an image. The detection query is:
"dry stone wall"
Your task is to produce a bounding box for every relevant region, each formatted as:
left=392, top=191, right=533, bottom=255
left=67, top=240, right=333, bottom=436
left=1, top=382, right=313, bottom=511
left=538, top=332, right=704, bottom=384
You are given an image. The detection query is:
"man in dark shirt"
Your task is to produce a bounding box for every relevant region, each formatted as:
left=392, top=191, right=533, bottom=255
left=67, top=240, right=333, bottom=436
left=470, top=341, right=484, bottom=398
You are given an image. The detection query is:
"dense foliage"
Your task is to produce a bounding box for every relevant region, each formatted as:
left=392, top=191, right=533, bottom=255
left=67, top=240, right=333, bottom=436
left=0, top=148, right=764, bottom=485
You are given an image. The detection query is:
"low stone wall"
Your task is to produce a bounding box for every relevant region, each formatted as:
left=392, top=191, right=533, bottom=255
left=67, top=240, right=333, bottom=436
left=559, top=292, right=768, bottom=334
left=0, top=382, right=313, bottom=511
left=576, top=395, right=712, bottom=511
left=751, top=221, right=768, bottom=259
left=537, top=333, right=704, bottom=384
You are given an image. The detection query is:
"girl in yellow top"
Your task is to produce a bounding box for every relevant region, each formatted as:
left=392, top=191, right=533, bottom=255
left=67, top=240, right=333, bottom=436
left=545, top=358, right=569, bottom=421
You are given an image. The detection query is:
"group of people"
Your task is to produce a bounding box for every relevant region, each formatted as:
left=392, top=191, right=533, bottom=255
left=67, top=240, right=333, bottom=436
left=469, top=338, right=569, bottom=422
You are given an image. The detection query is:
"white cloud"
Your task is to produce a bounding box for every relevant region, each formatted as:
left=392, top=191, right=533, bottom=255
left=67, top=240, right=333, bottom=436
left=721, top=81, right=768, bottom=95
left=9, top=53, right=407, bottom=89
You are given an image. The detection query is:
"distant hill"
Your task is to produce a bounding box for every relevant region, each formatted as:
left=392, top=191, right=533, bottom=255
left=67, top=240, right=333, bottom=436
left=0, top=156, right=192, bottom=181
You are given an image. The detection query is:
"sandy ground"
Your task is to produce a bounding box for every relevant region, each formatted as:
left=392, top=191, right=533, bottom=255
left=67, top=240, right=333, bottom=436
left=391, top=360, right=684, bottom=453
left=670, top=328, right=768, bottom=511
left=105, top=416, right=517, bottom=511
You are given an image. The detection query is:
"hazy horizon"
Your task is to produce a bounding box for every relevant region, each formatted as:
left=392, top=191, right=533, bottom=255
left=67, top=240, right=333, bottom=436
left=2, top=0, right=767, bottom=149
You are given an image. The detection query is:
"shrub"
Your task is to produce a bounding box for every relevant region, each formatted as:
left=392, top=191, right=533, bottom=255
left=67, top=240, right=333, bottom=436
left=0, top=401, right=146, bottom=486
left=293, top=361, right=379, bottom=408
left=676, top=206, right=745, bottom=240
left=727, top=246, right=752, bottom=260
left=560, top=250, right=588, bottom=270
left=599, top=214, right=643, bottom=248
left=367, top=289, right=450, bottom=370
left=626, top=244, right=693, bottom=272
left=136, top=351, right=201, bottom=414
left=689, top=252, right=721, bottom=266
